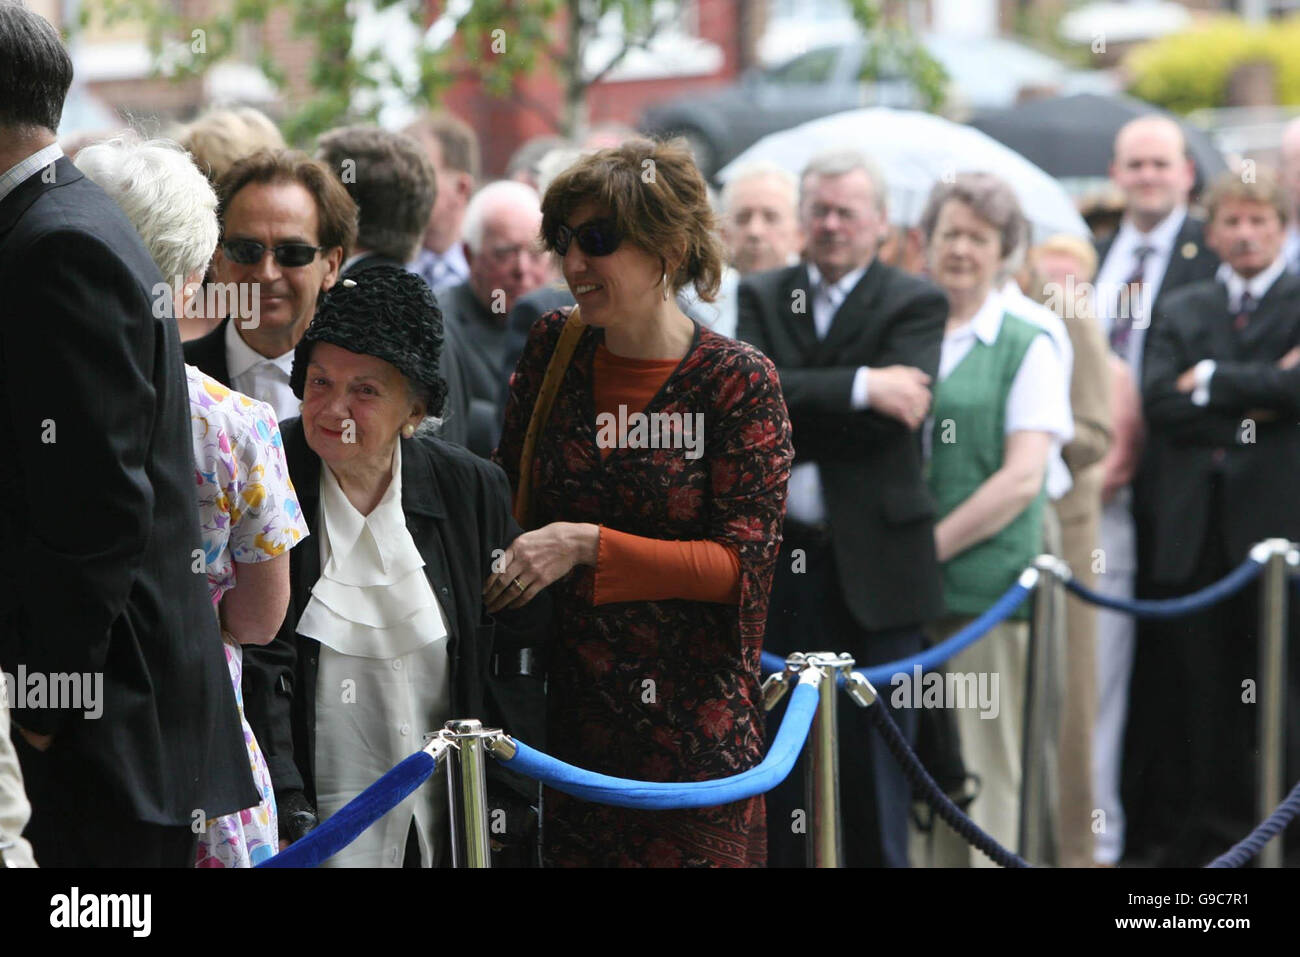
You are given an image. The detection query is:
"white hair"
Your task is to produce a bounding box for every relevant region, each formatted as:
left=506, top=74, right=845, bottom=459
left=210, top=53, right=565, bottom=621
left=720, top=161, right=799, bottom=216
left=799, top=149, right=889, bottom=215
left=74, top=133, right=219, bottom=281
left=461, top=179, right=542, bottom=253
left=536, top=145, right=585, bottom=198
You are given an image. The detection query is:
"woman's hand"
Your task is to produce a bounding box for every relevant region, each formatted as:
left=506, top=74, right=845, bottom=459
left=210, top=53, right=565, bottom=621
left=484, top=522, right=600, bottom=613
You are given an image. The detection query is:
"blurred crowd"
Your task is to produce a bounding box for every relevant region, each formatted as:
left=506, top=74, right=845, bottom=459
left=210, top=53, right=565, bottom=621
left=3, top=0, right=1300, bottom=869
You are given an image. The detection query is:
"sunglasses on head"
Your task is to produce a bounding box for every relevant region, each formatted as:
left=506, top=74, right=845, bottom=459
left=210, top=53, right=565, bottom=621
left=222, top=239, right=325, bottom=268
left=552, top=217, right=622, bottom=257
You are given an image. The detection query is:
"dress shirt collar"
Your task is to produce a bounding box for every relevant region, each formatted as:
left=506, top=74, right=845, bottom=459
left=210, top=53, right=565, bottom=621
left=0, top=142, right=64, bottom=205
left=966, top=287, right=1007, bottom=346
left=225, top=317, right=296, bottom=380
left=806, top=261, right=869, bottom=304
left=1114, top=205, right=1187, bottom=259
left=409, top=242, right=470, bottom=289
left=1217, top=252, right=1290, bottom=309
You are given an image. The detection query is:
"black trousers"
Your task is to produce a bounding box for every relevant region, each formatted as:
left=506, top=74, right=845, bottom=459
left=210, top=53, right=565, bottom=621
left=13, top=729, right=197, bottom=867
left=764, top=533, right=920, bottom=867
left=1123, top=476, right=1300, bottom=867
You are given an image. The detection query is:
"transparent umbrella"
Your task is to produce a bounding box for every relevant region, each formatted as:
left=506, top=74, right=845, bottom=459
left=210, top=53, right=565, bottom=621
left=716, top=107, right=1089, bottom=244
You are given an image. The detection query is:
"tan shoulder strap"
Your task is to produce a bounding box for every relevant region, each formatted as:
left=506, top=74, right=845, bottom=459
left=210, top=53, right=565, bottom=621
left=514, top=307, right=586, bottom=528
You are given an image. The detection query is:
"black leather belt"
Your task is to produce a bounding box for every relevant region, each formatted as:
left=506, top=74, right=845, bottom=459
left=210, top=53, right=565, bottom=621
left=492, top=647, right=544, bottom=678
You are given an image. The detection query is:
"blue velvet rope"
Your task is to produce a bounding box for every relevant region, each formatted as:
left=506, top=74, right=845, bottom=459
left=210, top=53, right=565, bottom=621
left=496, top=679, right=819, bottom=809
left=1206, top=777, right=1300, bottom=868
left=257, top=750, right=440, bottom=868
left=761, top=580, right=1034, bottom=683
left=1064, top=555, right=1263, bottom=619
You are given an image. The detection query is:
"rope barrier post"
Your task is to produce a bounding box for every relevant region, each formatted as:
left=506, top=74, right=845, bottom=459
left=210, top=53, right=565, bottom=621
left=1018, top=558, right=1068, bottom=861
left=445, top=718, right=493, bottom=868
left=800, top=652, right=851, bottom=868
left=1253, top=539, right=1293, bottom=868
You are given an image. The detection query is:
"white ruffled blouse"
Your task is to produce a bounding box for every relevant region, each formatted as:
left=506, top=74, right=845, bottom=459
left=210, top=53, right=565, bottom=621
left=296, top=443, right=447, bottom=658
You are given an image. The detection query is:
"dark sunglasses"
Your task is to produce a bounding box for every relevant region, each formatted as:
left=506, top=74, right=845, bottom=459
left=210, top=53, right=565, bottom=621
left=222, top=239, right=325, bottom=268
left=552, top=218, right=622, bottom=257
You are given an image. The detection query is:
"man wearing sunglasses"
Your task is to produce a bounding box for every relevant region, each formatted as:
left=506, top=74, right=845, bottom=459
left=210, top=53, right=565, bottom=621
left=185, top=149, right=357, bottom=421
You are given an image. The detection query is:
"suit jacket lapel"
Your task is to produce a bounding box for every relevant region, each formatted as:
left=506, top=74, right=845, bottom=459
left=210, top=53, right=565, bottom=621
left=1238, top=272, right=1300, bottom=355
left=1203, top=282, right=1237, bottom=361
left=1156, top=216, right=1193, bottom=305
left=782, top=265, right=819, bottom=356
left=399, top=440, right=459, bottom=629
left=815, top=259, right=886, bottom=361
left=283, top=419, right=323, bottom=607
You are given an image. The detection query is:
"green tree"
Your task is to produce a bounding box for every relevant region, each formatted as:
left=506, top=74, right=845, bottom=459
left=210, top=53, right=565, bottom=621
left=846, top=0, right=947, bottom=113
left=82, top=0, right=689, bottom=145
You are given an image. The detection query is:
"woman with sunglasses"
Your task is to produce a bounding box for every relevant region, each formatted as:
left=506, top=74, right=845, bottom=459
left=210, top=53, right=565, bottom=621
left=489, top=139, right=794, bottom=867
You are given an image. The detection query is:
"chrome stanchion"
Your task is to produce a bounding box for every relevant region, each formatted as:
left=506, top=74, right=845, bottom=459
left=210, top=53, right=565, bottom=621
left=800, top=652, right=852, bottom=868
left=445, top=718, right=493, bottom=868
left=1019, top=559, right=1067, bottom=861
left=1253, top=539, right=1292, bottom=868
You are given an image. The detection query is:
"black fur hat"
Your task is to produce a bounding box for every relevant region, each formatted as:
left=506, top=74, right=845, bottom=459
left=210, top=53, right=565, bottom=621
left=290, top=265, right=447, bottom=417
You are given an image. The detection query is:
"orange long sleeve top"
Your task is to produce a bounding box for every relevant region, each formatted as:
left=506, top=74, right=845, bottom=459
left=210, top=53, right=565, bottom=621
left=591, top=344, right=741, bottom=606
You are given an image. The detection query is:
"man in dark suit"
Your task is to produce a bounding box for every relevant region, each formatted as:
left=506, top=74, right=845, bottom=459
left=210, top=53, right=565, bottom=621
left=738, top=150, right=947, bottom=867
left=436, top=181, right=550, bottom=457
left=0, top=2, right=255, bottom=866
left=315, top=124, right=473, bottom=448
left=184, top=150, right=355, bottom=422
left=1088, top=116, right=1220, bottom=865
left=1134, top=169, right=1300, bottom=866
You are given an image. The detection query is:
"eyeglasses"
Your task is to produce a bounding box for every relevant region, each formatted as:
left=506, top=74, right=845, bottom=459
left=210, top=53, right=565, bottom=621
left=222, top=239, right=325, bottom=268
left=551, top=218, right=622, bottom=257
left=485, top=243, right=549, bottom=265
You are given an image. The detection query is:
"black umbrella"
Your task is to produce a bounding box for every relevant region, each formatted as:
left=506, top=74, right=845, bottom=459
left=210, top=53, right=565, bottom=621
left=969, top=93, right=1226, bottom=191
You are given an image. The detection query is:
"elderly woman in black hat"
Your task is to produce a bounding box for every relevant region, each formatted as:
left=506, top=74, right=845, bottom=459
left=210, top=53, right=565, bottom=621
left=240, top=265, right=549, bottom=867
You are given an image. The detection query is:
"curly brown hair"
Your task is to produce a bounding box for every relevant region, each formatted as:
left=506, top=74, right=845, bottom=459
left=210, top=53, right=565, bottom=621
left=539, top=137, right=724, bottom=302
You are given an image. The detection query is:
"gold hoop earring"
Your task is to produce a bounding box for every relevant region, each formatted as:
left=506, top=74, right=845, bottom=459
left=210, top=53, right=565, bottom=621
left=662, top=271, right=669, bottom=302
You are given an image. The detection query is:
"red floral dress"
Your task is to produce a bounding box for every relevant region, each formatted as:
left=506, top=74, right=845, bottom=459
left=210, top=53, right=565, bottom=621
left=495, top=309, right=793, bottom=867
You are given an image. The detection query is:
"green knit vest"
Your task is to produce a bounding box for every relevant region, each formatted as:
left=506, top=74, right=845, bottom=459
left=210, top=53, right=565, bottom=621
left=928, top=311, right=1046, bottom=620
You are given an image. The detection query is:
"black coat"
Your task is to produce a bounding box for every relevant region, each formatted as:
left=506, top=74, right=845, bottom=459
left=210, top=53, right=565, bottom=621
left=436, top=281, right=509, bottom=457
left=1141, top=271, right=1300, bottom=583
left=240, top=419, right=551, bottom=811
left=736, top=260, right=948, bottom=631
left=0, top=156, right=256, bottom=825
left=183, top=315, right=232, bottom=386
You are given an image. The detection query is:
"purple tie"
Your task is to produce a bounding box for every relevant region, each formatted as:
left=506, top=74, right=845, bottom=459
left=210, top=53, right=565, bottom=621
left=1110, top=244, right=1153, bottom=360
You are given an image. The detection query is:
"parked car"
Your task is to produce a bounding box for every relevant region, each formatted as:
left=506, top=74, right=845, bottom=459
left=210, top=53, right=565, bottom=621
left=639, top=33, right=1091, bottom=182
left=639, top=42, right=920, bottom=181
